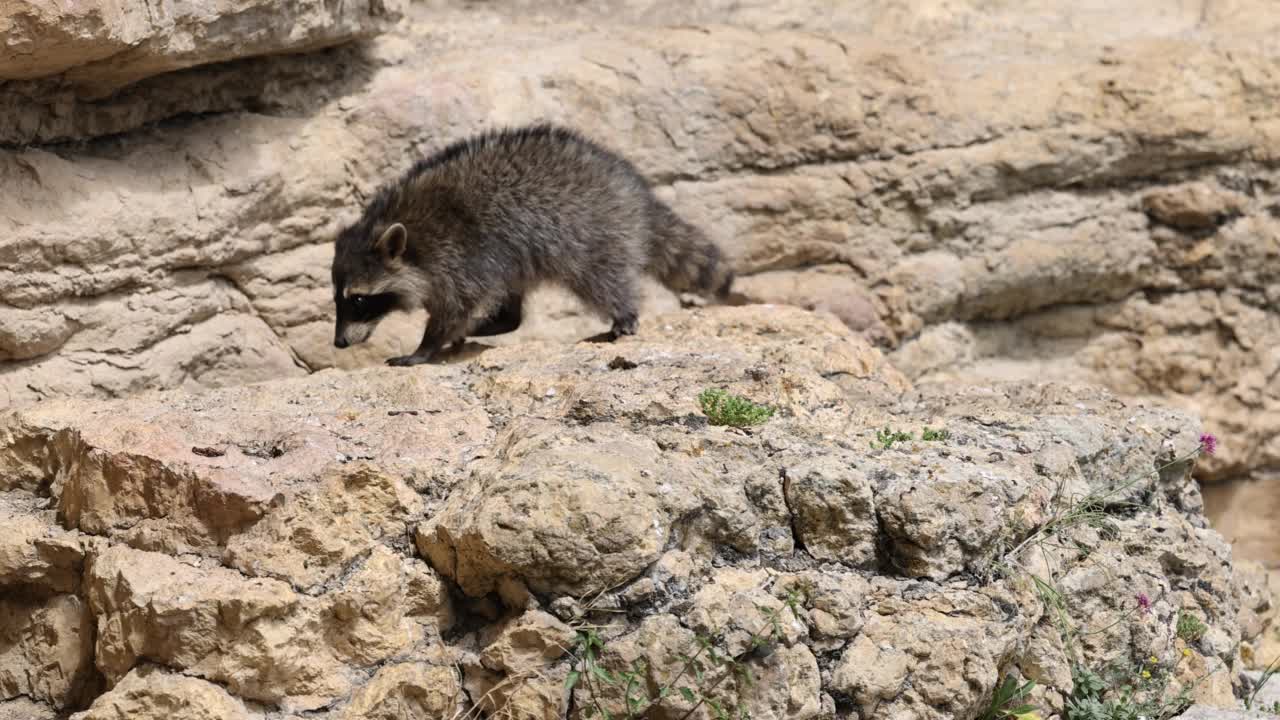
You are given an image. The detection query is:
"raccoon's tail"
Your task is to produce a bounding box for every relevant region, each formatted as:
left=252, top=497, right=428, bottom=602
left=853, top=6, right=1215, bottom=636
left=646, top=200, right=735, bottom=299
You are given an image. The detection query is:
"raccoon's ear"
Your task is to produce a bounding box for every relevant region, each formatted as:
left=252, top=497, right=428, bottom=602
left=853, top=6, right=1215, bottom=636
left=374, top=223, right=408, bottom=261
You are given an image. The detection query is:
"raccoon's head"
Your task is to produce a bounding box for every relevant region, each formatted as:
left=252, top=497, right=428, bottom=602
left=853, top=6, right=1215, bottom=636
left=331, top=221, right=413, bottom=349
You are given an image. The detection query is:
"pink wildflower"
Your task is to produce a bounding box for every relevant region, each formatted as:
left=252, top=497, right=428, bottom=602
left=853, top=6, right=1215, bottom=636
left=1136, top=593, right=1152, bottom=614
left=1199, top=433, right=1217, bottom=456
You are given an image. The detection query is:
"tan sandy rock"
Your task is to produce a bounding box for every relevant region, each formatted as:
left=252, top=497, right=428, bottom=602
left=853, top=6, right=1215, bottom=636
left=0, top=304, right=1261, bottom=719
left=0, top=0, right=405, bottom=93
left=480, top=609, right=577, bottom=676
left=686, top=568, right=806, bottom=657
left=418, top=420, right=689, bottom=598
left=86, top=544, right=346, bottom=710
left=325, top=546, right=438, bottom=666
left=1143, top=182, right=1247, bottom=231
left=738, top=643, right=824, bottom=720
left=0, top=499, right=88, bottom=593
left=223, top=465, right=425, bottom=589
left=776, top=571, right=870, bottom=642
left=83, top=542, right=450, bottom=713
left=0, top=697, right=59, bottom=720
left=1, top=367, right=490, bottom=557
left=71, top=665, right=254, bottom=720
left=1204, top=476, right=1280, bottom=568
left=339, top=662, right=463, bottom=720
left=782, top=453, right=877, bottom=568
left=831, top=579, right=1038, bottom=720
left=0, top=593, right=97, bottom=708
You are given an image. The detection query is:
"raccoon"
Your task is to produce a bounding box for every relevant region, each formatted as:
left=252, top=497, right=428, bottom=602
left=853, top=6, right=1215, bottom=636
left=331, top=123, right=734, bottom=366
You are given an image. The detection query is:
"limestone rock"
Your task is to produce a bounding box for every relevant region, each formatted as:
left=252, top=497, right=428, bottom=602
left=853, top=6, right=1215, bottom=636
left=0, top=593, right=97, bottom=708
left=1204, top=474, right=1280, bottom=567
left=1, top=367, right=490, bottom=558
left=1177, top=707, right=1278, bottom=720
left=71, top=665, right=254, bottom=720
left=478, top=667, right=571, bottom=720
left=783, top=454, right=877, bottom=567
left=340, top=662, right=463, bottom=720
left=686, top=568, right=806, bottom=657
left=0, top=499, right=89, bottom=594
left=0, top=493, right=99, bottom=710
left=418, top=420, right=685, bottom=598
left=1245, top=667, right=1280, bottom=712
left=82, top=541, right=449, bottom=712
left=0, top=0, right=405, bottom=93
left=2, top=0, right=1279, bottom=574
left=325, top=547, right=439, bottom=667
left=0, top=697, right=59, bottom=720
left=830, top=579, right=1037, bottom=720
left=0, top=306, right=1261, bottom=719
left=1143, top=182, right=1246, bottom=231
left=85, top=545, right=343, bottom=707
left=777, top=571, right=869, bottom=641
left=223, top=466, right=425, bottom=589
left=480, top=610, right=577, bottom=676
left=738, top=644, right=823, bottom=720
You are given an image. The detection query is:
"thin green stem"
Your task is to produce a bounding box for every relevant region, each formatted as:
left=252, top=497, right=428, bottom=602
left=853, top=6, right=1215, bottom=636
left=1004, top=445, right=1204, bottom=567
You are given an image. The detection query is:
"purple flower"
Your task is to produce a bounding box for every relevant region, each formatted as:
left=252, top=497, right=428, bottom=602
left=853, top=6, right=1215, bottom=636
left=1136, top=593, right=1152, bottom=613
left=1199, top=433, right=1218, bottom=456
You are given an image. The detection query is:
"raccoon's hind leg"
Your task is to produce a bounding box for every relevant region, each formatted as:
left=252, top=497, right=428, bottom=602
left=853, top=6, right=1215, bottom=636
left=467, top=292, right=524, bottom=337
left=608, top=311, right=638, bottom=339
left=569, top=270, right=640, bottom=343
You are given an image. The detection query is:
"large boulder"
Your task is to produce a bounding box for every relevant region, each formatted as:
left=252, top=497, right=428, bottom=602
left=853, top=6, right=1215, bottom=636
left=1, top=4, right=1277, bottom=571
left=0, top=306, right=1268, bottom=718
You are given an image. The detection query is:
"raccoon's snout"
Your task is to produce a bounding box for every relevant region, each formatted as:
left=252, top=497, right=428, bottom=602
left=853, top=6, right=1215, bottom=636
left=335, top=320, right=376, bottom=349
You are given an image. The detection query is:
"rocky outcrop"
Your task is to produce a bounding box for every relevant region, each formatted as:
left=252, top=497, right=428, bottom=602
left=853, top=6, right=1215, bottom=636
left=0, top=306, right=1270, bottom=718
left=1, top=1, right=1278, bottom=570
left=0, top=0, right=405, bottom=94
left=0, top=1, right=405, bottom=147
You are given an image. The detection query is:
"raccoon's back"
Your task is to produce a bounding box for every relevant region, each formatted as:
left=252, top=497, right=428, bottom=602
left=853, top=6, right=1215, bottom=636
left=416, top=125, right=653, bottom=216
left=394, top=124, right=734, bottom=299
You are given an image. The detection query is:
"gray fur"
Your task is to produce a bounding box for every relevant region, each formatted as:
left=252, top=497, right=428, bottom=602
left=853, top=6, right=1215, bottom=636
left=331, top=123, right=734, bottom=366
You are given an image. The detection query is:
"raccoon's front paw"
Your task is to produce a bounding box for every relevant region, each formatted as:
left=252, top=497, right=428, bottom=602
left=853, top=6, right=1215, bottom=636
left=386, top=354, right=433, bottom=367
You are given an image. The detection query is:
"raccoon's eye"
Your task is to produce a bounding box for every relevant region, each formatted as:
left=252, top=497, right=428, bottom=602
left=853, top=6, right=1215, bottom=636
left=350, top=294, right=367, bottom=307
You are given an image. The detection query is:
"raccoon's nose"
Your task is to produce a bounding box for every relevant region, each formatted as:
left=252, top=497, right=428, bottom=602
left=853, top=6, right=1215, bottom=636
left=334, top=336, right=349, bottom=349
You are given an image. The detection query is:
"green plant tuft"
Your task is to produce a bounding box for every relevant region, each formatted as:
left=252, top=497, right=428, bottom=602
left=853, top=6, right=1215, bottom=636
left=871, top=426, right=914, bottom=449
left=981, top=675, right=1039, bottom=720
left=698, top=388, right=775, bottom=428
left=567, top=600, right=797, bottom=720
left=1244, top=655, right=1280, bottom=711
left=921, top=426, right=951, bottom=441
left=1175, top=611, right=1207, bottom=643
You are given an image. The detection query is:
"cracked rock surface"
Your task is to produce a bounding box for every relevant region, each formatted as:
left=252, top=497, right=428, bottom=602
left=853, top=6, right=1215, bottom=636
left=0, top=306, right=1270, bottom=718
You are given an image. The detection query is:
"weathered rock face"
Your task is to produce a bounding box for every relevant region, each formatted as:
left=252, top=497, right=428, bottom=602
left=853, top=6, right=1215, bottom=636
left=0, top=307, right=1268, bottom=718
left=1, top=0, right=1277, bottom=569
left=0, top=0, right=405, bottom=93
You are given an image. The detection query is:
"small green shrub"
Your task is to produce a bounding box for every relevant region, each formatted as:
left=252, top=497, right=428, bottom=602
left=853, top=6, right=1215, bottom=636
left=1175, top=611, right=1206, bottom=643
left=981, top=675, right=1040, bottom=720
left=871, top=426, right=914, bottom=449
left=566, top=590, right=804, bottom=719
left=698, top=388, right=775, bottom=428
left=993, top=432, right=1225, bottom=720
left=922, top=426, right=951, bottom=442
left=1063, top=654, right=1196, bottom=720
